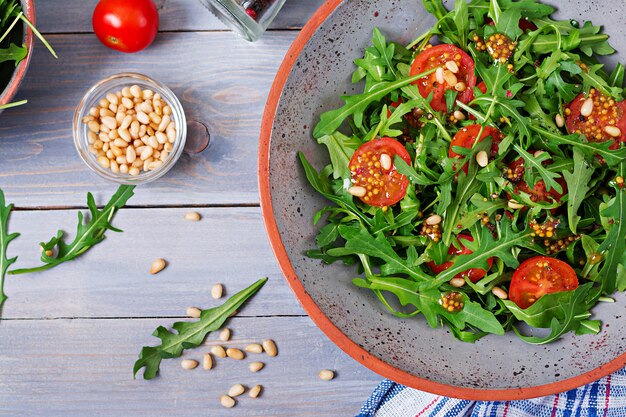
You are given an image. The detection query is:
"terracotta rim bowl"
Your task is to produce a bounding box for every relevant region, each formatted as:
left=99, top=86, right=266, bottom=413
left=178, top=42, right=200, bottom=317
left=0, top=0, right=35, bottom=107
left=259, top=0, right=626, bottom=400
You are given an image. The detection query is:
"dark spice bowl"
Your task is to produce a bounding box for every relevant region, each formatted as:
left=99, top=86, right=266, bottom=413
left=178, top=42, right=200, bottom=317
left=0, top=0, right=35, bottom=112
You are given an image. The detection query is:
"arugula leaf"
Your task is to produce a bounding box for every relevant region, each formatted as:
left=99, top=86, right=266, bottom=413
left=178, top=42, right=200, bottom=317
left=0, top=42, right=26, bottom=65
left=562, top=148, right=594, bottom=233
left=0, top=189, right=19, bottom=311
left=512, top=144, right=562, bottom=193
left=453, top=0, right=469, bottom=50
left=10, top=185, right=135, bottom=275
left=316, top=132, right=360, bottom=179
left=134, top=277, right=267, bottom=380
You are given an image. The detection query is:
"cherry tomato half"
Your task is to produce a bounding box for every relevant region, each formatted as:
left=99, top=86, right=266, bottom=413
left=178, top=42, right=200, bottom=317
left=509, top=256, right=579, bottom=309
left=565, top=90, right=626, bottom=149
left=506, top=158, right=567, bottom=206
left=410, top=44, right=477, bottom=113
left=348, top=137, right=411, bottom=207
left=449, top=124, right=503, bottom=173
left=426, top=234, right=493, bottom=283
left=92, top=0, right=159, bottom=53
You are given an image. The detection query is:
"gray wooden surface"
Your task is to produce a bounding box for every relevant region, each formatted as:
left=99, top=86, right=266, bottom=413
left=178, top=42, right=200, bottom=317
left=0, top=1, right=381, bottom=415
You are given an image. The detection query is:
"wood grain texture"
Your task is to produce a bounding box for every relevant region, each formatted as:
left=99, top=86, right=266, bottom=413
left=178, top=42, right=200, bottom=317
left=0, top=316, right=380, bottom=416
left=1, top=31, right=295, bottom=208
left=36, top=0, right=326, bottom=34
left=1, top=206, right=309, bottom=319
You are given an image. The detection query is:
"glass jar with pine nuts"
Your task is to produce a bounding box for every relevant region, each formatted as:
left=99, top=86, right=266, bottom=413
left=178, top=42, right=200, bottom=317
left=73, top=73, right=187, bottom=184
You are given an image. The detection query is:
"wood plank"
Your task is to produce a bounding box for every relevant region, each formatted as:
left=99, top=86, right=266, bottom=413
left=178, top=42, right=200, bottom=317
left=0, top=316, right=380, bottom=416
left=1, top=206, right=306, bottom=318
left=1, top=31, right=295, bottom=208
left=35, top=0, right=325, bottom=33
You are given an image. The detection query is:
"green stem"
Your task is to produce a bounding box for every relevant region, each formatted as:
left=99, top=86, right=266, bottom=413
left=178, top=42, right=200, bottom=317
left=0, top=12, right=22, bottom=44
left=19, top=14, right=57, bottom=58
left=0, top=100, right=27, bottom=110
left=10, top=262, right=56, bottom=275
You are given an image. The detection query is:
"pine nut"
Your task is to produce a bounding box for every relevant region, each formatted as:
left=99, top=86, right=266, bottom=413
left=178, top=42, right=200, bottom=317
left=140, top=146, right=154, bottom=161
left=248, top=361, right=265, bottom=373
left=155, top=131, right=167, bottom=144
left=126, top=147, right=137, bottom=163
left=555, top=114, right=564, bottom=128
left=167, top=129, right=176, bottom=143
left=120, top=164, right=129, bottom=174
left=443, top=71, right=458, bottom=87
left=129, top=166, right=140, bottom=176
left=186, top=307, right=201, bottom=318
left=97, top=156, right=110, bottom=169
left=82, top=115, right=94, bottom=124
left=492, top=286, right=508, bottom=300
left=100, top=108, right=114, bottom=118
left=476, top=150, right=489, bottom=167
left=211, top=284, right=223, bottom=299
left=110, top=160, right=119, bottom=174
left=88, top=121, right=100, bottom=133
left=219, top=328, right=231, bottom=342
left=228, top=384, right=245, bottom=397
left=121, top=87, right=132, bottom=98
left=453, top=110, right=465, bottom=121
left=115, top=155, right=127, bottom=165
left=348, top=186, right=367, bottom=197
left=449, top=277, right=466, bottom=288
left=202, top=353, right=213, bottom=370
left=425, top=214, right=442, bottom=226
left=581, top=98, right=594, bottom=117
left=185, top=212, right=201, bottom=221
left=605, top=126, right=622, bottom=137
left=507, top=199, right=525, bottom=210
left=533, top=150, right=544, bottom=158
left=163, top=105, right=172, bottom=116
left=180, top=359, right=198, bottom=370
left=319, top=369, right=335, bottom=381
left=147, top=136, right=159, bottom=149
left=138, top=101, right=152, bottom=114
left=150, top=258, right=166, bottom=274
left=245, top=343, right=263, bottom=354
left=211, top=345, right=226, bottom=358
left=435, top=67, right=445, bottom=84
left=89, top=107, right=99, bottom=117
left=136, top=111, right=150, bottom=124
left=454, top=82, right=466, bottom=92
left=226, top=348, right=245, bottom=360
left=445, top=60, right=459, bottom=73
left=220, top=395, right=236, bottom=409
left=130, top=85, right=142, bottom=98
left=262, top=339, right=278, bottom=357
left=142, top=89, right=154, bottom=100
left=121, top=97, right=134, bottom=109
left=158, top=115, right=171, bottom=132
left=113, top=138, right=128, bottom=148
left=380, top=153, right=392, bottom=170
left=249, top=385, right=262, bottom=398
left=101, top=116, right=117, bottom=130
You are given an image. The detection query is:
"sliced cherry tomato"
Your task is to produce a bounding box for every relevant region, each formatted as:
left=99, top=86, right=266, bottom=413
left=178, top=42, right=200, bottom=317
left=509, top=256, right=579, bottom=309
left=506, top=158, right=567, bottom=206
left=565, top=90, right=626, bottom=149
left=477, top=81, right=487, bottom=94
left=349, top=137, right=411, bottom=207
left=449, top=124, right=503, bottom=172
left=410, top=44, right=477, bottom=113
left=426, top=234, right=493, bottom=282
left=92, top=0, right=159, bottom=53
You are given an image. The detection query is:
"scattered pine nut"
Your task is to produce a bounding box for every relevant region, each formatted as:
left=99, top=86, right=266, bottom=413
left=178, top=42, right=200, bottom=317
left=211, top=283, right=224, bottom=299
left=226, top=348, right=245, bottom=360
left=348, top=186, right=367, bottom=197
left=186, top=307, right=201, bottom=318
left=150, top=258, right=166, bottom=274
left=180, top=359, right=198, bottom=370
left=379, top=153, right=392, bottom=171
left=262, top=339, right=278, bottom=357
left=248, top=361, right=265, bottom=373
left=454, top=82, right=466, bottom=92
left=453, top=110, right=465, bottom=121
left=425, top=214, right=442, bottom=226
left=580, top=98, right=594, bottom=117
left=443, top=71, right=458, bottom=87
left=605, top=126, right=622, bottom=137
left=476, top=150, right=489, bottom=168
left=449, top=278, right=466, bottom=288
left=249, top=384, right=262, bottom=398
left=435, top=67, right=445, bottom=84
left=184, top=211, right=201, bottom=221
left=533, top=150, right=544, bottom=158
left=228, top=384, right=245, bottom=397
left=211, top=345, right=227, bottom=358
left=555, top=114, right=564, bottom=128
left=220, top=395, right=236, bottom=408
left=492, top=286, right=508, bottom=300
left=319, top=369, right=335, bottom=381
left=245, top=343, right=264, bottom=354
left=219, top=328, right=231, bottom=342
left=507, top=199, right=525, bottom=210
left=445, top=60, right=459, bottom=73
left=202, top=353, right=213, bottom=370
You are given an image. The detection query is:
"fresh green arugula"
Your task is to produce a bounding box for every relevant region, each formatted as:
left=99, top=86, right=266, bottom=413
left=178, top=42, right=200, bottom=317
left=0, top=189, right=18, bottom=310
left=134, top=277, right=267, bottom=380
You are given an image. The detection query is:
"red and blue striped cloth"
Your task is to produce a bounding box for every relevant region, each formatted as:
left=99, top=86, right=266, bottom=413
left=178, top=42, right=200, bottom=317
left=357, top=368, right=626, bottom=417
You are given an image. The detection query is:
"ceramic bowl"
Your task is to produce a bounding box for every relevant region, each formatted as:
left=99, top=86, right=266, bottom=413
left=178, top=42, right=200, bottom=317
left=259, top=0, right=626, bottom=400
left=0, top=0, right=34, bottom=110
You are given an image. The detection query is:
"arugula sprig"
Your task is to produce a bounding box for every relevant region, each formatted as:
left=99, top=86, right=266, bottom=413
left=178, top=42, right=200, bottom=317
left=0, top=189, right=19, bottom=310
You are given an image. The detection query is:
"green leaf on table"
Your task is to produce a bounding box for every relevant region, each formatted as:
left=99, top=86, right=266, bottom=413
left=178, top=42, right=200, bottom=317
left=562, top=148, right=594, bottom=233
left=0, top=189, right=19, bottom=312
left=133, top=277, right=268, bottom=380
left=10, top=185, right=135, bottom=275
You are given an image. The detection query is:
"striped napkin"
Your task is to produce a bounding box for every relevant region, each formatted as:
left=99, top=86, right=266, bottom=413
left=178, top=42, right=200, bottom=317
left=357, top=368, right=626, bottom=417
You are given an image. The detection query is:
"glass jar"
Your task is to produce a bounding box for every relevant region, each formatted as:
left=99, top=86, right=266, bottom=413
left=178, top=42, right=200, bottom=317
left=198, top=0, right=287, bottom=42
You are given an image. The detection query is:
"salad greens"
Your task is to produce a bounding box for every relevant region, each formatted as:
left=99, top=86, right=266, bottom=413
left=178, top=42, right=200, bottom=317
left=134, top=277, right=268, bottom=380
left=300, top=0, right=626, bottom=343
left=0, top=189, right=19, bottom=311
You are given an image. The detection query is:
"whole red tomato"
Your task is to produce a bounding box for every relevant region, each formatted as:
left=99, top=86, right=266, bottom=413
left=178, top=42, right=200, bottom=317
left=92, top=0, right=159, bottom=53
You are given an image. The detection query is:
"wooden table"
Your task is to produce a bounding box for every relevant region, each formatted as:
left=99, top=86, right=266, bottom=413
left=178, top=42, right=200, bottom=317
left=0, top=1, right=381, bottom=415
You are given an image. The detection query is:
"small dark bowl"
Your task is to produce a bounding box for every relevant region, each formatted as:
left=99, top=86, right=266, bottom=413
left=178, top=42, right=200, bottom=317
left=0, top=0, right=34, bottom=110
